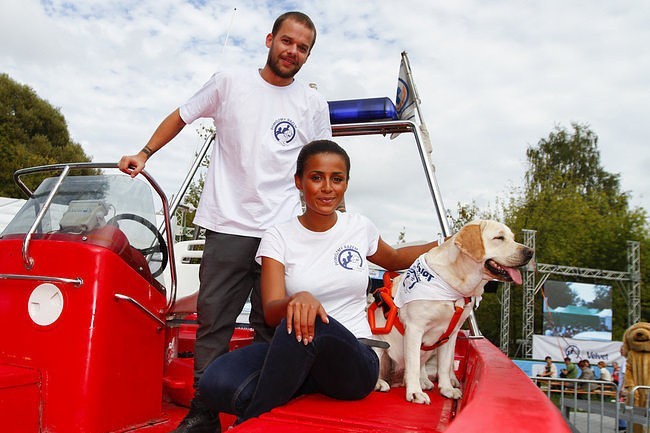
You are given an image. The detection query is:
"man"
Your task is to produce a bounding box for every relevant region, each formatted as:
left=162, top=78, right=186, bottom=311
left=119, top=11, right=332, bottom=433
left=560, top=357, right=579, bottom=379
left=537, top=356, right=558, bottom=378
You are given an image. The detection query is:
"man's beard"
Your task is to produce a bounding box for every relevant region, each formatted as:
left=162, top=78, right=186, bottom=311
left=266, top=52, right=300, bottom=79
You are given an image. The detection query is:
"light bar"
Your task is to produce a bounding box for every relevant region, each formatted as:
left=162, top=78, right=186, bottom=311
left=328, top=97, right=398, bottom=124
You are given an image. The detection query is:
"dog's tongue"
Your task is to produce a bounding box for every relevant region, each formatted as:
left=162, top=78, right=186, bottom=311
left=506, top=267, right=523, bottom=285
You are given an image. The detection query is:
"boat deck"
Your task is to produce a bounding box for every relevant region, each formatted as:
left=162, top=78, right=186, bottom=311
left=130, top=387, right=454, bottom=433
left=135, top=332, right=569, bottom=433
left=231, top=388, right=456, bottom=432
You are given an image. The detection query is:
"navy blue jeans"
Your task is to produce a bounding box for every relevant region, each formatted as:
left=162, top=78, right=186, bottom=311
left=198, top=316, right=379, bottom=421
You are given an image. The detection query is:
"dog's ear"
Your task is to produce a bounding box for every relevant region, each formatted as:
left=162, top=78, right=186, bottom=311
left=454, top=224, right=485, bottom=262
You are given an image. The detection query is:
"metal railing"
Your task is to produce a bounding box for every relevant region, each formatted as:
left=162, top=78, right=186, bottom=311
left=625, top=385, right=650, bottom=432
left=530, top=376, right=650, bottom=433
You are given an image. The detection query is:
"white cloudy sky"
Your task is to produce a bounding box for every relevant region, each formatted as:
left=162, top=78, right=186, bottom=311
left=2, top=0, right=649, bottom=244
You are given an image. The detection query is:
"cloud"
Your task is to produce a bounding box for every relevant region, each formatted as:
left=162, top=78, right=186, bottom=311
left=2, top=0, right=649, bottom=244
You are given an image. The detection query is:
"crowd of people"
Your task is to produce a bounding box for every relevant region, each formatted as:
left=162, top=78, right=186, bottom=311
left=541, top=323, right=623, bottom=420
left=537, top=348, right=627, bottom=431
left=537, top=356, right=622, bottom=384
left=543, top=323, right=611, bottom=338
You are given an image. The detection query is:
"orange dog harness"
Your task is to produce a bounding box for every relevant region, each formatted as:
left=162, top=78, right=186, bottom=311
left=367, top=271, right=470, bottom=351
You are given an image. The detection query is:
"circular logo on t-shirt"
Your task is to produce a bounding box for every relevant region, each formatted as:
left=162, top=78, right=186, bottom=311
left=336, top=247, right=364, bottom=271
left=272, top=119, right=297, bottom=145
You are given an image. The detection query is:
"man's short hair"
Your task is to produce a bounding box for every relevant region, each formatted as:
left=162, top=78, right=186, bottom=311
left=272, top=11, right=317, bottom=49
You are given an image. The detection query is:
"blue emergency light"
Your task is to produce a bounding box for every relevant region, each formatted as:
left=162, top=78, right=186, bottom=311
left=328, top=97, right=398, bottom=124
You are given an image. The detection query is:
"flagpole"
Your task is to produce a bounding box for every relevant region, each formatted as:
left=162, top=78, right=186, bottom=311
left=399, top=52, right=451, bottom=237
left=400, top=51, right=433, bottom=155
left=221, top=8, right=237, bottom=54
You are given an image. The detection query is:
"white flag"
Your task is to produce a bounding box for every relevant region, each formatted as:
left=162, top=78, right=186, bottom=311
left=396, top=58, right=416, bottom=121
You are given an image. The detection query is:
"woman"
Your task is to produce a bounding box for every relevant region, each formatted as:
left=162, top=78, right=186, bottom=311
left=198, top=139, right=439, bottom=424
left=597, top=361, right=612, bottom=382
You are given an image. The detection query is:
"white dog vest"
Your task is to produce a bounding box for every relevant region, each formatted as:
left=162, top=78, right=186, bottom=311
left=394, top=254, right=466, bottom=308
left=368, top=259, right=473, bottom=351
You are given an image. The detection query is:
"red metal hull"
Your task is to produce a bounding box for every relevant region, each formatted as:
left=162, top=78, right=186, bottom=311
left=0, top=237, right=167, bottom=432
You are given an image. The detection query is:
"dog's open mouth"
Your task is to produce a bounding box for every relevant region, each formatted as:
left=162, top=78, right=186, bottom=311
left=485, top=259, right=523, bottom=285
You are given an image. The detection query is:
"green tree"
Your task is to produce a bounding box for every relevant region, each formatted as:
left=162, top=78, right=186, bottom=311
left=0, top=74, right=91, bottom=197
left=396, top=226, right=406, bottom=244
left=447, top=200, right=500, bottom=232
left=588, top=285, right=614, bottom=311
left=502, top=123, right=649, bottom=344
left=543, top=281, right=578, bottom=308
left=176, top=124, right=215, bottom=238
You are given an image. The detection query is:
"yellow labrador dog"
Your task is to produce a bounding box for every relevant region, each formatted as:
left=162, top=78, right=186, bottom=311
left=370, top=220, right=534, bottom=404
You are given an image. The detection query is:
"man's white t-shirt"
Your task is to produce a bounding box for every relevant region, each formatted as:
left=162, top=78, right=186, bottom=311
left=180, top=69, right=332, bottom=237
left=256, top=212, right=380, bottom=338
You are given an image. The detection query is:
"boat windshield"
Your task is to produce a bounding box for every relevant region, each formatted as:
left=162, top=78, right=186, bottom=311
left=2, top=174, right=158, bottom=250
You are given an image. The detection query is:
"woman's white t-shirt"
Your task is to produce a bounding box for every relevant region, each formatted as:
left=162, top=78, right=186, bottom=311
left=600, top=366, right=612, bottom=381
left=256, top=212, right=380, bottom=338
left=180, top=69, right=332, bottom=237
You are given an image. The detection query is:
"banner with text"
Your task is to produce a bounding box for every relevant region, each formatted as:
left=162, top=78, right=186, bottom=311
left=532, top=334, right=623, bottom=365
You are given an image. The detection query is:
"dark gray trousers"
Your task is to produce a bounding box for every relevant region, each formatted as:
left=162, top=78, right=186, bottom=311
left=193, top=230, right=275, bottom=383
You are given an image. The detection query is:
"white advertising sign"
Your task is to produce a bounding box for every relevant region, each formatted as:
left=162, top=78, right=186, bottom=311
left=533, top=334, right=623, bottom=365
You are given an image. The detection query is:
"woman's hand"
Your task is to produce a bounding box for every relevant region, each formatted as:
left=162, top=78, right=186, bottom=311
left=286, top=291, right=329, bottom=345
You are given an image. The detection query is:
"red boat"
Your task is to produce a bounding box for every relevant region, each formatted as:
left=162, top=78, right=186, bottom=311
left=0, top=97, right=570, bottom=432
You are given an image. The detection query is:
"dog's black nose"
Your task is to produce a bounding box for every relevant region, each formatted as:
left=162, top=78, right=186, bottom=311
left=523, top=247, right=534, bottom=260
